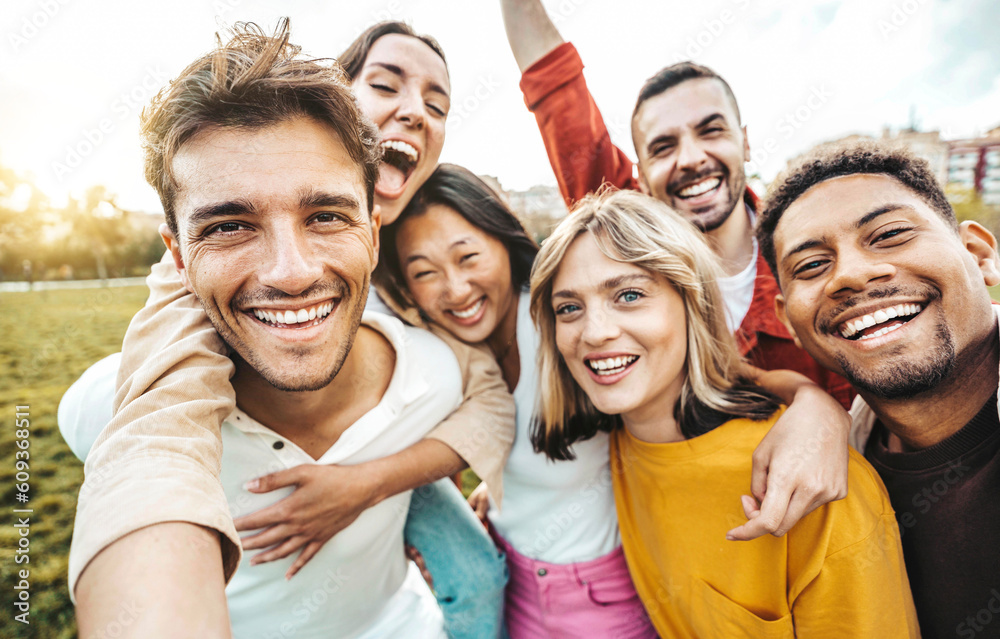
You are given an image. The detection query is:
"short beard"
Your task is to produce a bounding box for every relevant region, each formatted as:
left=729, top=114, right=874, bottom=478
left=203, top=279, right=369, bottom=393
left=243, top=324, right=360, bottom=392
left=677, top=167, right=747, bottom=233
left=837, top=323, right=956, bottom=400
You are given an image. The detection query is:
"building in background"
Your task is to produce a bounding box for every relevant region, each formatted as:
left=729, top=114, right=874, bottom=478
left=814, top=124, right=1000, bottom=207
left=479, top=175, right=568, bottom=242
left=947, top=127, right=1000, bottom=206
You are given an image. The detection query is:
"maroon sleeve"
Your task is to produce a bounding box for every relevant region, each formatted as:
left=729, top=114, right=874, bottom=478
left=519, top=42, right=639, bottom=206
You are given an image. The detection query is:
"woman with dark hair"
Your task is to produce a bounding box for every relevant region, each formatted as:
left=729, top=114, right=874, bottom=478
left=386, top=164, right=658, bottom=636
left=342, top=21, right=450, bottom=227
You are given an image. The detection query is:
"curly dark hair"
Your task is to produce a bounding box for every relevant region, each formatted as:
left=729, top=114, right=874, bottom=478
left=756, top=139, right=956, bottom=280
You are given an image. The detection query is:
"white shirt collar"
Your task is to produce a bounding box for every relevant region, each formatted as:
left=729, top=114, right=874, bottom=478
left=226, top=311, right=429, bottom=462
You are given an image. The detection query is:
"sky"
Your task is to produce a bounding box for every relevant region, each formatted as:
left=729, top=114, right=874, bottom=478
left=1, top=0, right=998, bottom=213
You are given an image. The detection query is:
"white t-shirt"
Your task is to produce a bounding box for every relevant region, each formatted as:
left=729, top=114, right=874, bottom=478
left=488, top=291, right=620, bottom=564
left=59, top=312, right=461, bottom=639
left=718, top=237, right=759, bottom=334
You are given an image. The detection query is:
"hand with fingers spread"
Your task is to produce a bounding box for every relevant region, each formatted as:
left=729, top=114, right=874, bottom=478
left=726, top=382, right=851, bottom=541
left=235, top=463, right=378, bottom=579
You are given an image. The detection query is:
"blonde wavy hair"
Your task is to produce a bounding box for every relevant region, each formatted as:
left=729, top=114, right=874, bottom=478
left=529, top=189, right=778, bottom=460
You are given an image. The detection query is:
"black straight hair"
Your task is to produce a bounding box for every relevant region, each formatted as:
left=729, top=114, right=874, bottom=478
left=381, top=164, right=539, bottom=313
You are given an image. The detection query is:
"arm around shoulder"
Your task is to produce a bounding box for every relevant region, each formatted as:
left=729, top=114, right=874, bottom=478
left=424, top=325, right=515, bottom=505
left=787, top=456, right=920, bottom=637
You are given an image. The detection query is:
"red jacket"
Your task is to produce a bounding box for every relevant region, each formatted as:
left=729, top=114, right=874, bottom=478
left=520, top=43, right=854, bottom=409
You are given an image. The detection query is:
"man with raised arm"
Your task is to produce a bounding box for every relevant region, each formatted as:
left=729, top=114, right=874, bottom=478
left=757, top=140, right=1000, bottom=638
left=66, top=22, right=514, bottom=638
left=501, top=0, right=856, bottom=538
left=501, top=0, right=851, bottom=403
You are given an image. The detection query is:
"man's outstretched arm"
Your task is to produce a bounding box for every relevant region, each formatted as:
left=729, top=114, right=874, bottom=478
left=501, top=0, right=639, bottom=204
left=500, top=0, right=564, bottom=72
left=76, top=524, right=231, bottom=639
left=67, top=251, right=241, bottom=627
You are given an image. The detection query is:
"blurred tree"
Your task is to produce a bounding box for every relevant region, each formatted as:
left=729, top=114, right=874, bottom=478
left=0, top=163, right=47, bottom=277
left=948, top=184, right=1000, bottom=237
left=0, top=155, right=164, bottom=281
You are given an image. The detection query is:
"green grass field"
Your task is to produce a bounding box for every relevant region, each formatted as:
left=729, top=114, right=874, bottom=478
left=0, top=286, right=149, bottom=638
left=0, top=284, right=482, bottom=637
left=3, top=282, right=996, bottom=637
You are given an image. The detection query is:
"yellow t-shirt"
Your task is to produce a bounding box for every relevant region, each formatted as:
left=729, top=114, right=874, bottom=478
left=611, top=408, right=920, bottom=638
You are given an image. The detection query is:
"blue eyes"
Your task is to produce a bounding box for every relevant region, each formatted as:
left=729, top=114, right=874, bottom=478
left=554, top=289, right=644, bottom=316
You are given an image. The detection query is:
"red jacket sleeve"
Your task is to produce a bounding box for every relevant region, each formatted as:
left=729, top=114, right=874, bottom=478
left=519, top=42, right=639, bottom=206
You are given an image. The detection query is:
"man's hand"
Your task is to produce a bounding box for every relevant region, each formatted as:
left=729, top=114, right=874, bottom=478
left=467, top=482, right=490, bottom=523
left=235, top=464, right=378, bottom=579
left=727, top=384, right=850, bottom=540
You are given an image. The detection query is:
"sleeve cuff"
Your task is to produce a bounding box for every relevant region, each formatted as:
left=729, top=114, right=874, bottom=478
left=69, top=453, right=240, bottom=602
left=519, top=41, right=585, bottom=111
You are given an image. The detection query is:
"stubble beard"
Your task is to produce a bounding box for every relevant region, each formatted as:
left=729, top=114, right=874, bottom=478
left=836, top=323, right=957, bottom=400
left=203, top=279, right=370, bottom=393
left=670, top=166, right=747, bottom=234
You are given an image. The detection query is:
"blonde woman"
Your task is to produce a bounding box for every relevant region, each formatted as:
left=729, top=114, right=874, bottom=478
left=530, top=189, right=921, bottom=638
left=386, top=167, right=873, bottom=637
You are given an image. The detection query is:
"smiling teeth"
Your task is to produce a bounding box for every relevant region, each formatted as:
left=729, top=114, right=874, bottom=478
left=451, top=298, right=484, bottom=319
left=252, top=302, right=334, bottom=326
left=839, top=303, right=922, bottom=339
left=587, top=355, right=638, bottom=375
left=381, top=140, right=418, bottom=162
left=677, top=177, right=721, bottom=198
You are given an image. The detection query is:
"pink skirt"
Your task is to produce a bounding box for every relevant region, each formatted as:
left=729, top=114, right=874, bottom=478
left=491, top=528, right=657, bottom=638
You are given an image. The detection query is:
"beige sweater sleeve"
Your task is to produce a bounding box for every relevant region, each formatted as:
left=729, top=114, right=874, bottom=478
left=372, top=269, right=515, bottom=504
left=424, top=325, right=516, bottom=506
left=68, top=252, right=241, bottom=599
